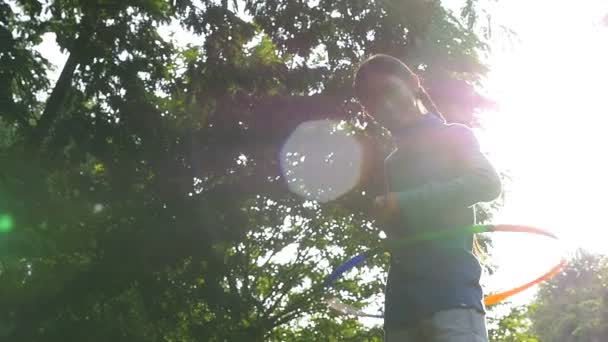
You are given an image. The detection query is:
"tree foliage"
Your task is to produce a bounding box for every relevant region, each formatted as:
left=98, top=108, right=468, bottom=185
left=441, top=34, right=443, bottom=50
left=485, top=250, right=608, bottom=342
left=530, top=250, right=608, bottom=342
left=487, top=304, right=538, bottom=342
left=1, top=0, right=496, bottom=340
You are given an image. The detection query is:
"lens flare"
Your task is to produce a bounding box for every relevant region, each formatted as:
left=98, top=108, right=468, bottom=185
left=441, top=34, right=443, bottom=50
left=0, top=214, right=13, bottom=233
left=280, top=119, right=363, bottom=203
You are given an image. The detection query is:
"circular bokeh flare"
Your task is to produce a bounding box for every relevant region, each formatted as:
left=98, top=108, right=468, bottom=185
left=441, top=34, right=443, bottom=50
left=280, top=120, right=363, bottom=203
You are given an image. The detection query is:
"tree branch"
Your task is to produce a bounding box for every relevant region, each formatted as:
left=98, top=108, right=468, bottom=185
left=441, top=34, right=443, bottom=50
left=28, top=16, right=95, bottom=149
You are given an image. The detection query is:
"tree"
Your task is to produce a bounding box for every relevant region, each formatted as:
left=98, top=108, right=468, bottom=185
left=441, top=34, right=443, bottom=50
left=0, top=0, right=495, bottom=340
left=485, top=250, right=608, bottom=342
left=487, top=304, right=538, bottom=342
left=530, top=250, right=608, bottom=342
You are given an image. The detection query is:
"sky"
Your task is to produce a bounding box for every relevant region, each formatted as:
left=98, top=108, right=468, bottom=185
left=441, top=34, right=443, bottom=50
left=33, top=0, right=608, bottom=308
left=471, top=0, right=608, bottom=304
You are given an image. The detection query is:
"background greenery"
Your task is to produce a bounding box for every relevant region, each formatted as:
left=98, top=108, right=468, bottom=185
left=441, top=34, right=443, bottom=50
left=2, top=0, right=603, bottom=341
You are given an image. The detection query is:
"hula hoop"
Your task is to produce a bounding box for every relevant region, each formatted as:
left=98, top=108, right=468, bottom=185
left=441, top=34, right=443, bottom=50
left=324, top=224, right=566, bottom=318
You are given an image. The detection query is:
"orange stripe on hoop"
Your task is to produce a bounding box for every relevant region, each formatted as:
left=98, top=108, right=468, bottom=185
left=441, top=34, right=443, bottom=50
left=481, top=224, right=563, bottom=306
left=489, top=224, right=559, bottom=239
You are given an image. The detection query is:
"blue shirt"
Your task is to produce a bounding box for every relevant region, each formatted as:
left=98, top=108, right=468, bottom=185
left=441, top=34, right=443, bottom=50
left=382, top=114, right=502, bottom=329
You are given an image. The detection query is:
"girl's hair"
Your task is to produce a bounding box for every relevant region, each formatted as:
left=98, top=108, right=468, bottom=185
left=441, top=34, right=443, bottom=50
left=473, top=235, right=487, bottom=262
left=353, top=54, right=445, bottom=121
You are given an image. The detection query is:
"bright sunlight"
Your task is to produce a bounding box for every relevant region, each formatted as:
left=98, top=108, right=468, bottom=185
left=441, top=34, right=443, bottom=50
left=476, top=0, right=608, bottom=303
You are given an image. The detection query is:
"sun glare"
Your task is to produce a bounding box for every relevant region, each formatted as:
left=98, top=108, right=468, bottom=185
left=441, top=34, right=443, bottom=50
left=474, top=0, right=608, bottom=302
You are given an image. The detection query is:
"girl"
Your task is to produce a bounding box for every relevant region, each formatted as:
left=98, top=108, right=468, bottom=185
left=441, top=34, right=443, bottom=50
left=353, top=54, right=501, bottom=342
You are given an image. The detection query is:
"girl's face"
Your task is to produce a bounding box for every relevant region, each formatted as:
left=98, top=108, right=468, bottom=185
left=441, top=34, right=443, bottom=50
left=361, top=74, right=420, bottom=130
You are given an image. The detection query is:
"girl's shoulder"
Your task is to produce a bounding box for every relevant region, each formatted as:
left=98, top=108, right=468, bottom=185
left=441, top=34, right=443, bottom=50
left=440, top=123, right=479, bottom=149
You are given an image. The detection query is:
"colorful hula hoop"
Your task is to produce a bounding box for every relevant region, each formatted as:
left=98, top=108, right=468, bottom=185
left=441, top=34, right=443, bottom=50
left=325, top=224, right=566, bottom=317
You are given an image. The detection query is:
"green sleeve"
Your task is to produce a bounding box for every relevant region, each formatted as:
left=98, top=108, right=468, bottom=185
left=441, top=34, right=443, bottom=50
left=396, top=125, right=502, bottom=214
